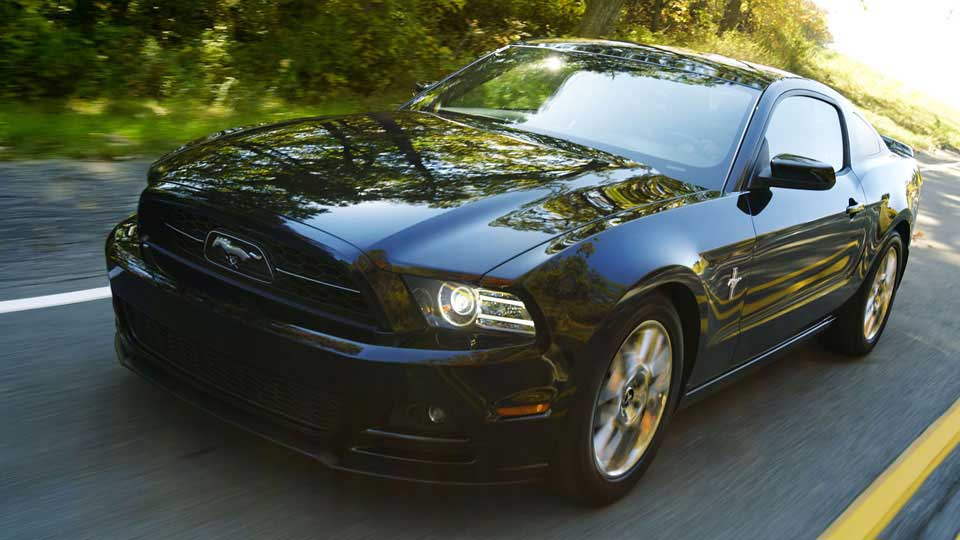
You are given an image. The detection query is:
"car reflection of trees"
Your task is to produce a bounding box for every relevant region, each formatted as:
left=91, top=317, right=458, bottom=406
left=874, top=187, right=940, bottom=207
left=521, top=41, right=769, bottom=90
left=412, top=44, right=763, bottom=116
left=492, top=173, right=702, bottom=235
left=156, top=111, right=620, bottom=223
left=737, top=228, right=859, bottom=335
left=518, top=183, right=722, bottom=342
left=524, top=240, right=622, bottom=342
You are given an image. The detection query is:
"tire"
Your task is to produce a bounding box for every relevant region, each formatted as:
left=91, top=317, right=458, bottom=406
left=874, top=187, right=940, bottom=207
left=823, top=234, right=903, bottom=356
left=551, top=292, right=684, bottom=506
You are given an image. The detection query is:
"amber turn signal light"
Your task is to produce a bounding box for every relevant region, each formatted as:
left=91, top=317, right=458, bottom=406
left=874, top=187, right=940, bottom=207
left=496, top=403, right=550, bottom=418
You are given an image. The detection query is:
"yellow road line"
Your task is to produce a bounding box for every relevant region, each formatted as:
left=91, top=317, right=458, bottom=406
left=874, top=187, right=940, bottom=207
left=820, top=398, right=960, bottom=540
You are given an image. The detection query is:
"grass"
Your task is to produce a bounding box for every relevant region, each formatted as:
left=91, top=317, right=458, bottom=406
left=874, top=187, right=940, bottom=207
left=803, top=50, right=960, bottom=152
left=0, top=94, right=402, bottom=160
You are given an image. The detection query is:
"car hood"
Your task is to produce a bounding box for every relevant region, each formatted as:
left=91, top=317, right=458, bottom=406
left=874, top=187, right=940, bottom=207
left=150, top=110, right=707, bottom=278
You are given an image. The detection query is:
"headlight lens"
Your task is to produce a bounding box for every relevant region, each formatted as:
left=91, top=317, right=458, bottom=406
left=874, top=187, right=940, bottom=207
left=438, top=282, right=478, bottom=326
left=406, top=276, right=536, bottom=335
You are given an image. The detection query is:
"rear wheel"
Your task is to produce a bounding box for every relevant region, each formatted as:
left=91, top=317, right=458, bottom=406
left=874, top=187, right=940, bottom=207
left=824, top=235, right=902, bottom=356
left=552, top=293, right=683, bottom=505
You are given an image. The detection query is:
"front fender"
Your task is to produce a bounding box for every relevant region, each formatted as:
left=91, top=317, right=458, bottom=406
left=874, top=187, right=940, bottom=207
left=482, top=190, right=756, bottom=391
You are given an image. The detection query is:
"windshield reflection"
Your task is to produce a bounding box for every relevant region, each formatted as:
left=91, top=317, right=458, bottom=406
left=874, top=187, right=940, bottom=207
left=407, top=45, right=760, bottom=188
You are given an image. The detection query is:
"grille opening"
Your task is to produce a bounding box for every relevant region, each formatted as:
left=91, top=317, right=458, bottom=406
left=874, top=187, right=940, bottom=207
left=124, top=302, right=341, bottom=434
left=138, top=196, right=379, bottom=327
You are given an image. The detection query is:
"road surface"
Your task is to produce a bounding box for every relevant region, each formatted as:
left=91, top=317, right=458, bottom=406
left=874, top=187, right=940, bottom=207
left=1, top=154, right=958, bottom=539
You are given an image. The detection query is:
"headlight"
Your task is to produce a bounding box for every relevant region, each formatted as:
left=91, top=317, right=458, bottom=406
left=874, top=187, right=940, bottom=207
left=405, top=276, right=536, bottom=336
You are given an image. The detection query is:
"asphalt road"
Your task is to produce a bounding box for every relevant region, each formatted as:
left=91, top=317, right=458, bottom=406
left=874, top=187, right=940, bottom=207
left=1, top=154, right=959, bottom=540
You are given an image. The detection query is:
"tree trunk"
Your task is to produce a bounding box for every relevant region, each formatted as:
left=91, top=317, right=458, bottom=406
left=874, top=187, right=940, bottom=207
left=70, top=0, right=98, bottom=34
left=650, top=0, right=665, bottom=33
left=689, top=0, right=708, bottom=24
left=718, top=0, right=742, bottom=34
left=579, top=0, right=629, bottom=38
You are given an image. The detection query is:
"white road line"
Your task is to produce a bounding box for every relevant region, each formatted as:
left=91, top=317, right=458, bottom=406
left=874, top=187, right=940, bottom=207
left=0, top=287, right=112, bottom=315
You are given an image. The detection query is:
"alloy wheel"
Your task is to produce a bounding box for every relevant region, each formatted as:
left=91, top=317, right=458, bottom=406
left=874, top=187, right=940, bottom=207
left=863, top=248, right=898, bottom=341
left=591, top=320, right=673, bottom=479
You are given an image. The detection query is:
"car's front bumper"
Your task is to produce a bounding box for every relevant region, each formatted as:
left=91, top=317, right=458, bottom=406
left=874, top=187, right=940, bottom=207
left=107, top=216, right=562, bottom=485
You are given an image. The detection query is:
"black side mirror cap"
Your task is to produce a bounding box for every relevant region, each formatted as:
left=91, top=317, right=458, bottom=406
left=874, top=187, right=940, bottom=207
left=751, top=154, right=837, bottom=191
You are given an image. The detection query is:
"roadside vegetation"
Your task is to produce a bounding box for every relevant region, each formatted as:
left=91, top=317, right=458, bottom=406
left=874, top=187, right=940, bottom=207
left=0, top=95, right=405, bottom=160
left=1, top=0, right=957, bottom=159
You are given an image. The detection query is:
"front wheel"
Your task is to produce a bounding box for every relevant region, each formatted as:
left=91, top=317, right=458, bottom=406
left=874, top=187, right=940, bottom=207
left=824, top=234, right=903, bottom=356
left=552, top=293, right=683, bottom=505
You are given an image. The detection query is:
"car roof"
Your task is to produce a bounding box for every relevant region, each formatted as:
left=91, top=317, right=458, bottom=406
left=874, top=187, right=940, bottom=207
left=518, top=38, right=800, bottom=90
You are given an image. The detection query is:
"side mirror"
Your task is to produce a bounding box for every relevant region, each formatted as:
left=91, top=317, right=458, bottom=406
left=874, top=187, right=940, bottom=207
left=413, top=81, right=435, bottom=95
left=751, top=154, right=836, bottom=191
left=880, top=135, right=914, bottom=158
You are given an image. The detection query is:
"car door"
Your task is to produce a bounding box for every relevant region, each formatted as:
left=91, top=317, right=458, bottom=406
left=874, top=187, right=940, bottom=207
left=735, top=93, right=868, bottom=362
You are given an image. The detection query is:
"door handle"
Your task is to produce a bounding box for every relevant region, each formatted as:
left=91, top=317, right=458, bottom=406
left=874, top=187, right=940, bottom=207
left=846, top=199, right=865, bottom=216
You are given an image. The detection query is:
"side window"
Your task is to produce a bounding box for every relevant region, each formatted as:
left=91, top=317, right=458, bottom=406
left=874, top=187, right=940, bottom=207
left=764, top=96, right=844, bottom=171
left=849, top=113, right=881, bottom=160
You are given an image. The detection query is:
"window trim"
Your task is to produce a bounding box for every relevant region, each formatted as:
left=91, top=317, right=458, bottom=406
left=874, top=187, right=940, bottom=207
left=756, top=91, right=850, bottom=177
left=728, top=88, right=851, bottom=192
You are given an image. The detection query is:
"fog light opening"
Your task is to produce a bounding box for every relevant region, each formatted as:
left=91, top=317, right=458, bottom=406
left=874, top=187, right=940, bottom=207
left=496, top=403, right=550, bottom=418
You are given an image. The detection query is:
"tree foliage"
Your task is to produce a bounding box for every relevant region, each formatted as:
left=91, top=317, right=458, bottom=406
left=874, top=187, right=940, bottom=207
left=0, top=0, right=830, bottom=103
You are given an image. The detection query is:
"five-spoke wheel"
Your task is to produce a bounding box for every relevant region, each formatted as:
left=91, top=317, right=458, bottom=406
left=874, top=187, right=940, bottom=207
left=863, top=248, right=898, bottom=341
left=592, top=320, right=673, bottom=478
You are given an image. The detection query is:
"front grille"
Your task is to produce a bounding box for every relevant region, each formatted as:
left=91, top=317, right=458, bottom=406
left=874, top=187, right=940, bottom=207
left=139, top=197, right=377, bottom=326
left=125, top=303, right=341, bottom=433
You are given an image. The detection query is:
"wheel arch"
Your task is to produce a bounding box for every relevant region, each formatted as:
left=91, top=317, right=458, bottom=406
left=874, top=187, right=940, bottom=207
left=659, top=282, right=702, bottom=399
left=892, top=217, right=911, bottom=285
left=615, top=267, right=707, bottom=398
left=866, top=209, right=912, bottom=285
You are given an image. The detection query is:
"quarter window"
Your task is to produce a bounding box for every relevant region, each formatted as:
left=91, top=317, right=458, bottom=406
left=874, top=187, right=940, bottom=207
left=764, top=96, right=844, bottom=171
left=849, top=113, right=881, bottom=160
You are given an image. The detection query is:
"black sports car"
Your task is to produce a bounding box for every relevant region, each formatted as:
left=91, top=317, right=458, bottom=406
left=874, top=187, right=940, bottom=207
left=106, top=39, right=923, bottom=504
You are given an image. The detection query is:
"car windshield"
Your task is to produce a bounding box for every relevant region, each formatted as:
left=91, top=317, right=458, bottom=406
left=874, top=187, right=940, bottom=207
left=406, top=45, right=761, bottom=188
